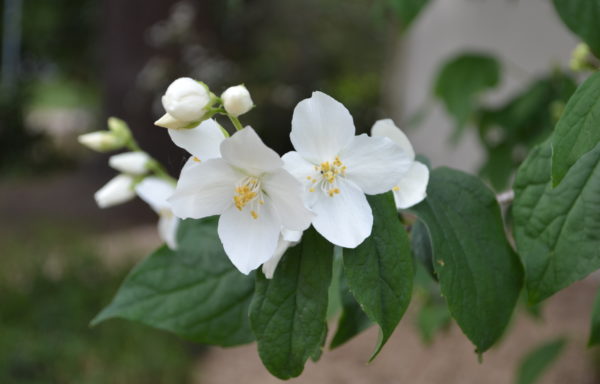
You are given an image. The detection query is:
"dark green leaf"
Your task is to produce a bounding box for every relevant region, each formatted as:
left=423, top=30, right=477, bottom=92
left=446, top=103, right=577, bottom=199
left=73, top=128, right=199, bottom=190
left=552, top=0, right=600, bottom=56
left=434, top=53, right=501, bottom=138
left=409, top=168, right=523, bottom=353
left=416, top=300, right=452, bottom=345
left=343, top=192, right=414, bottom=360
left=513, top=142, right=600, bottom=303
left=411, top=219, right=436, bottom=279
left=387, top=0, right=431, bottom=30
left=91, top=217, right=255, bottom=346
left=589, top=287, right=600, bottom=346
left=552, top=72, right=600, bottom=186
left=516, top=338, right=566, bottom=384
left=249, top=227, right=333, bottom=380
left=330, top=277, right=373, bottom=349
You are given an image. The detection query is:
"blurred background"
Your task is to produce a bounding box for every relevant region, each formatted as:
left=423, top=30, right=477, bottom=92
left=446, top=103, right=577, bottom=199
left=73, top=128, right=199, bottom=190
left=1, top=0, right=599, bottom=382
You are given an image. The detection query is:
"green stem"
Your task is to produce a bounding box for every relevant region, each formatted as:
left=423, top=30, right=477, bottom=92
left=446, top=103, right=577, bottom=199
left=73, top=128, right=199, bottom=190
left=228, top=115, right=244, bottom=131
left=147, top=159, right=177, bottom=185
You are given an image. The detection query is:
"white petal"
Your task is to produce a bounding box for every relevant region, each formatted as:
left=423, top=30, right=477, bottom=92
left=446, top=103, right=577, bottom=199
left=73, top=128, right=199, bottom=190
left=135, top=177, right=175, bottom=213
left=158, top=214, right=180, bottom=250
left=169, top=159, right=238, bottom=219
left=340, top=134, right=412, bottom=195
left=154, top=113, right=189, bottom=129
left=282, top=229, right=303, bottom=242
left=109, top=151, right=150, bottom=175
left=290, top=91, right=355, bottom=162
left=168, top=119, right=225, bottom=161
left=262, top=169, right=314, bottom=231
left=393, top=161, right=430, bottom=209
left=220, top=126, right=283, bottom=175
left=262, top=236, right=291, bottom=279
left=218, top=200, right=281, bottom=274
left=282, top=151, right=317, bottom=181
left=371, top=119, right=415, bottom=160
left=311, top=178, right=372, bottom=248
left=94, top=175, right=136, bottom=208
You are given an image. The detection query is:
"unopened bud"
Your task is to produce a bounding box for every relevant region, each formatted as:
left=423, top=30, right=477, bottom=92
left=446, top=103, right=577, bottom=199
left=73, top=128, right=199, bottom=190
left=154, top=113, right=193, bottom=129
left=222, top=85, right=254, bottom=117
left=570, top=43, right=592, bottom=72
left=78, top=131, right=125, bottom=152
left=161, top=77, right=211, bottom=122
left=107, top=117, right=132, bottom=140
left=94, top=174, right=136, bottom=208
left=109, top=151, right=151, bottom=175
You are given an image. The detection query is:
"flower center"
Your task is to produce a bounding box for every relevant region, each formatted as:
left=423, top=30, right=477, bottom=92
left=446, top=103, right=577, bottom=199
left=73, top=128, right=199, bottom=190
left=233, top=177, right=264, bottom=219
left=307, top=156, right=347, bottom=197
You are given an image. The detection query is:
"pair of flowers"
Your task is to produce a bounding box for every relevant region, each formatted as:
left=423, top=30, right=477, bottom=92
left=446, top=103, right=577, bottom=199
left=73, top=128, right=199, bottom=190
left=167, top=90, right=429, bottom=275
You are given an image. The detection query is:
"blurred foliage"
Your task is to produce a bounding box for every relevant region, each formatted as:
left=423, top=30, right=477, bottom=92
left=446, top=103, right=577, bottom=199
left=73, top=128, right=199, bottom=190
left=515, top=338, right=566, bottom=384
left=0, top=224, right=196, bottom=384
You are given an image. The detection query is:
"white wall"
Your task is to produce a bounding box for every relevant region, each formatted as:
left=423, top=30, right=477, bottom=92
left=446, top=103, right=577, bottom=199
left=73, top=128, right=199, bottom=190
left=385, top=0, right=579, bottom=172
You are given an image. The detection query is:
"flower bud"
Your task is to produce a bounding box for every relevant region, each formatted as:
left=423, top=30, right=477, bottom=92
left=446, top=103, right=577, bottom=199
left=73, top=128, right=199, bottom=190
left=109, top=151, right=151, bottom=175
left=78, top=131, right=125, bottom=152
left=161, top=77, right=211, bottom=122
left=570, top=43, right=592, bottom=72
left=154, top=113, right=193, bottom=129
left=107, top=117, right=132, bottom=140
left=94, top=174, right=136, bottom=208
left=221, top=85, right=253, bottom=117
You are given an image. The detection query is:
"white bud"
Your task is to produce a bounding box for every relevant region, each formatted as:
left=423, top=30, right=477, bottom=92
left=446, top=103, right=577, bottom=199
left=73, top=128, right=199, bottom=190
left=109, top=152, right=151, bottom=175
left=78, top=131, right=125, bottom=152
left=161, top=77, right=211, bottom=122
left=94, top=174, right=136, bottom=208
left=154, top=113, right=192, bottom=129
left=222, top=85, right=254, bottom=117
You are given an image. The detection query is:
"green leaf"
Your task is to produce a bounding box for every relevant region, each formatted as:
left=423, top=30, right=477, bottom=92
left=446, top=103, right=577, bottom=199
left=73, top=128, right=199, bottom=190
left=343, top=192, right=414, bottom=360
left=411, top=219, right=436, bottom=279
left=590, top=288, right=600, bottom=346
left=434, top=53, right=501, bottom=138
left=409, top=168, right=523, bottom=353
left=516, top=338, right=566, bottom=384
left=249, top=227, right=333, bottom=380
left=513, top=142, right=600, bottom=303
left=552, top=72, right=600, bottom=186
left=387, top=0, right=431, bottom=30
left=330, top=277, right=373, bottom=349
left=91, top=217, right=255, bottom=346
left=416, top=299, right=452, bottom=345
left=552, top=0, right=600, bottom=56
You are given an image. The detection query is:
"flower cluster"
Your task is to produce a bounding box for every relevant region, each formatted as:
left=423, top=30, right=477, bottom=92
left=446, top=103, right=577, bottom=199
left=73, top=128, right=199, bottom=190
left=81, top=78, right=429, bottom=276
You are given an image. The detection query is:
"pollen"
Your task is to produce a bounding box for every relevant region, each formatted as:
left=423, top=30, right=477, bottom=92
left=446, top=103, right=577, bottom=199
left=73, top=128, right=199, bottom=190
left=250, top=210, right=258, bottom=219
left=193, top=157, right=201, bottom=162
left=313, top=156, right=347, bottom=197
left=392, top=186, right=400, bottom=191
left=233, top=177, right=260, bottom=211
left=328, top=188, right=340, bottom=197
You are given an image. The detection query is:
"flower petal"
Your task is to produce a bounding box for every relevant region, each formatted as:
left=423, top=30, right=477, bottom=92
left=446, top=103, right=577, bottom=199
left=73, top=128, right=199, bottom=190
left=220, top=126, right=283, bottom=175
left=169, top=159, right=238, bottom=219
left=282, top=151, right=318, bottom=180
left=371, top=119, right=415, bottom=160
left=218, top=200, right=281, bottom=274
left=311, top=178, right=372, bottom=248
left=262, top=169, right=314, bottom=231
left=135, top=177, right=176, bottom=213
left=290, top=91, right=355, bottom=162
left=393, top=161, right=430, bottom=209
left=94, top=175, right=136, bottom=208
left=168, top=118, right=225, bottom=161
left=158, top=214, right=180, bottom=250
left=340, top=134, right=412, bottom=195
left=262, top=236, right=291, bottom=279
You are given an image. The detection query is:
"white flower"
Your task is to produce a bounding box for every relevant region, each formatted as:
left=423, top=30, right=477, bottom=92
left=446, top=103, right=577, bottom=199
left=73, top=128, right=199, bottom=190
left=168, top=118, right=226, bottom=169
left=109, top=151, right=151, bottom=175
left=262, top=229, right=302, bottom=279
left=136, top=177, right=180, bottom=250
left=371, top=119, right=429, bottom=209
left=94, top=174, right=136, bottom=208
left=221, top=85, right=254, bottom=117
left=169, top=127, right=313, bottom=274
left=283, top=92, right=412, bottom=248
left=161, top=77, right=211, bottom=122
left=154, top=113, right=193, bottom=129
left=78, top=131, right=125, bottom=152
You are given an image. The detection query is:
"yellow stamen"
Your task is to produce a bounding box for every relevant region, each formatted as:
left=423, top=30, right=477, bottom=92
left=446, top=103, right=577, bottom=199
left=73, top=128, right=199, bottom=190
left=193, top=157, right=201, bottom=162
left=251, top=210, right=258, bottom=219
left=392, top=186, right=400, bottom=191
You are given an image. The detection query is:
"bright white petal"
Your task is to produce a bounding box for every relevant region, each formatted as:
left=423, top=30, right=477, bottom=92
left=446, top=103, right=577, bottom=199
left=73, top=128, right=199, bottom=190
left=262, top=236, right=291, bottom=279
left=135, top=177, right=175, bottom=213
left=290, top=91, right=355, bottom=162
left=311, top=178, right=372, bottom=248
left=94, top=175, right=135, bottom=208
left=220, top=127, right=283, bottom=175
left=179, top=156, right=202, bottom=176
left=371, top=119, right=415, bottom=160
left=282, top=151, right=318, bottom=181
left=262, top=169, right=313, bottom=231
left=154, top=113, right=189, bottom=129
left=282, top=229, right=302, bottom=242
left=169, top=159, right=239, bottom=219
left=393, top=161, right=430, bottom=209
left=168, top=119, right=225, bottom=161
left=109, top=152, right=150, bottom=175
left=340, top=134, right=412, bottom=195
left=158, top=214, right=180, bottom=250
left=218, top=200, right=281, bottom=274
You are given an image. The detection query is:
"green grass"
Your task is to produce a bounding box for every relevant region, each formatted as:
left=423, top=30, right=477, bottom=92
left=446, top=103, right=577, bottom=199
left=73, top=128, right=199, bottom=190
left=0, top=223, right=197, bottom=384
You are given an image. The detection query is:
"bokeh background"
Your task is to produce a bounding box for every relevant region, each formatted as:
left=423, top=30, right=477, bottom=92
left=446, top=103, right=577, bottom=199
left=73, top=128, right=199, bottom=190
left=1, top=0, right=599, bottom=382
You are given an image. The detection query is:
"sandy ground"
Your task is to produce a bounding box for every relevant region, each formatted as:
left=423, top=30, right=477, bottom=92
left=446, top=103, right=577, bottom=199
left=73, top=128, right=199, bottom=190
left=193, top=277, right=600, bottom=384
